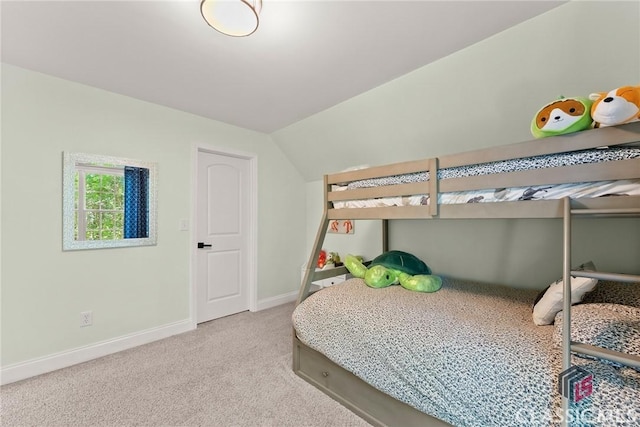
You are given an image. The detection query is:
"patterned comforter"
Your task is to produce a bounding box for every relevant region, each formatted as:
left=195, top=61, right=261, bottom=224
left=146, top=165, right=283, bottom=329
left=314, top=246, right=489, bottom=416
left=292, top=278, right=640, bottom=426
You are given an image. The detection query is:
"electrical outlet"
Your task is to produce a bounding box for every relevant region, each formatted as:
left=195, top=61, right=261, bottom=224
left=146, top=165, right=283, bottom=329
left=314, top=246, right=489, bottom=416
left=80, top=311, right=93, bottom=327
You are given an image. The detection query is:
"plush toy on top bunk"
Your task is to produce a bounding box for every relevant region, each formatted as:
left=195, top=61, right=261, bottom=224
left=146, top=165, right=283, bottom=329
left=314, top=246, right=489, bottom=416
left=530, top=96, right=593, bottom=138
left=589, top=84, right=640, bottom=128
left=344, top=250, right=442, bottom=293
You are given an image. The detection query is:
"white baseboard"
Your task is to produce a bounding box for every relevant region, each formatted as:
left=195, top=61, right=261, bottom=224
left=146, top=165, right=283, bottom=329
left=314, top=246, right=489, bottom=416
left=2, top=290, right=301, bottom=385
left=1, top=319, right=194, bottom=385
left=255, top=290, right=298, bottom=311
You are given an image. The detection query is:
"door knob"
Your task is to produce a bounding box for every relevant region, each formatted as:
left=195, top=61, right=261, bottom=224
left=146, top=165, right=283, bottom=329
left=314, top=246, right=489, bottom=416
left=197, top=242, right=212, bottom=248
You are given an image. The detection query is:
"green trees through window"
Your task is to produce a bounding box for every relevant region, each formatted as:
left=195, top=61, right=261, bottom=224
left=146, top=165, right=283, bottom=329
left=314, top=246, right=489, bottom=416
left=75, top=167, right=125, bottom=240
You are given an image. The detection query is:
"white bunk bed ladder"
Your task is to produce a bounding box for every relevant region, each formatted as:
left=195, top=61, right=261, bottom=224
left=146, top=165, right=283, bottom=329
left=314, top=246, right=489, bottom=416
left=561, top=197, right=640, bottom=426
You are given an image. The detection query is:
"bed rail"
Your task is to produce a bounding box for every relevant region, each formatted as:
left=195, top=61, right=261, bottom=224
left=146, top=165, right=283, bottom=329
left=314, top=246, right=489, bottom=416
left=328, top=158, right=438, bottom=218
left=326, top=122, right=640, bottom=220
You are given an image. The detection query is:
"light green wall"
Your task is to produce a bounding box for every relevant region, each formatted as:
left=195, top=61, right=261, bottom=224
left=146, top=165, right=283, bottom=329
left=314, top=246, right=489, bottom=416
left=276, top=1, right=640, bottom=288
left=1, top=64, right=306, bottom=366
left=390, top=217, right=639, bottom=289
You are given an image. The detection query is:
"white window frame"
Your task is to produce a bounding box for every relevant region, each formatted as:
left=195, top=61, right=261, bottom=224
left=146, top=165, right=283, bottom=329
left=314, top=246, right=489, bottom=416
left=75, top=164, right=125, bottom=241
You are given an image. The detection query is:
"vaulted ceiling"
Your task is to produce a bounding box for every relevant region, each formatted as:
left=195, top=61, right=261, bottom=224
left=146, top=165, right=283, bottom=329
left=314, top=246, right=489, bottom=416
left=1, top=1, right=565, bottom=133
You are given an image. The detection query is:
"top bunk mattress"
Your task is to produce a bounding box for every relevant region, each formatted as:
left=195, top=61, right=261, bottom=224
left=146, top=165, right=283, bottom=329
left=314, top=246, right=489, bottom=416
left=292, top=278, right=640, bottom=426
left=331, top=146, right=640, bottom=208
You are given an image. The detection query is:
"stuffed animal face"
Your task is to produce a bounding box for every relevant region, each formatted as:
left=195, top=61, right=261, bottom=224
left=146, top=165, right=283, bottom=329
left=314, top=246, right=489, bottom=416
left=531, top=97, right=593, bottom=138
left=589, top=85, right=640, bottom=127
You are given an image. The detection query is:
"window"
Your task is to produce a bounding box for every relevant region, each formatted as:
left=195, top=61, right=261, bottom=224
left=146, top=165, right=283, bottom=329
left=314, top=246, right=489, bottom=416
left=75, top=164, right=124, bottom=241
left=63, top=152, right=157, bottom=251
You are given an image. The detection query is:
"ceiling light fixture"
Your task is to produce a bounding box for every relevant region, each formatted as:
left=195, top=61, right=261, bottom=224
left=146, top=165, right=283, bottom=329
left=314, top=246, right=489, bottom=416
left=200, top=0, right=262, bottom=37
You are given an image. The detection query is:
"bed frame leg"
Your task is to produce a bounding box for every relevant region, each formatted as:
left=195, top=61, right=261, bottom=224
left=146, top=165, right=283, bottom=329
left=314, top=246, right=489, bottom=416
left=561, top=197, right=572, bottom=427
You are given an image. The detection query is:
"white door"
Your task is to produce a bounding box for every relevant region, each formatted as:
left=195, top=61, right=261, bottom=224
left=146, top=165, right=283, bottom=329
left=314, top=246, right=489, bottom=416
left=196, top=151, right=251, bottom=323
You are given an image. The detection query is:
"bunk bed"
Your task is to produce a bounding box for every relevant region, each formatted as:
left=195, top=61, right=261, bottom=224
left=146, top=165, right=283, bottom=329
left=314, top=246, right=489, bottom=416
left=292, top=122, right=640, bottom=427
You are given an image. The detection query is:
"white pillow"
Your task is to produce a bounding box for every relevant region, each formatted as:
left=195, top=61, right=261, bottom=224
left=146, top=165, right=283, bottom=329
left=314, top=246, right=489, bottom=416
left=532, top=261, right=598, bottom=326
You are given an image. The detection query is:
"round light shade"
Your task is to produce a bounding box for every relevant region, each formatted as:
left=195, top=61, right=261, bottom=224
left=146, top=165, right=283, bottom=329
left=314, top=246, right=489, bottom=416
left=200, top=0, right=262, bottom=37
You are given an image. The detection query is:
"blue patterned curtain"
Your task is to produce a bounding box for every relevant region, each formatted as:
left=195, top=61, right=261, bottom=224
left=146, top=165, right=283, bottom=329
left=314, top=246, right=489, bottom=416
left=124, top=166, right=149, bottom=239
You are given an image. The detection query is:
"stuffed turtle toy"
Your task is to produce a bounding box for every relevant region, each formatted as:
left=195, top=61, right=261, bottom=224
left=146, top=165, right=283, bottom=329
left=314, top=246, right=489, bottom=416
left=344, top=250, right=442, bottom=293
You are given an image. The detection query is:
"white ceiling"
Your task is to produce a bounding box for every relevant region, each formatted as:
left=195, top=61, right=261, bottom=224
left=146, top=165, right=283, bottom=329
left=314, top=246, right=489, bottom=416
left=1, top=0, right=565, bottom=134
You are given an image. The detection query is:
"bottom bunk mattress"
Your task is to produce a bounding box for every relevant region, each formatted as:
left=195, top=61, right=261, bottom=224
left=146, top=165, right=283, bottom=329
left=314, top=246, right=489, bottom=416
left=292, top=278, right=640, bottom=427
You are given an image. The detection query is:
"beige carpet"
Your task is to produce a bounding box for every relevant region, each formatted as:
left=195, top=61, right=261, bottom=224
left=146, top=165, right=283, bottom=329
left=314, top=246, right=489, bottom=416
left=0, top=303, right=371, bottom=427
